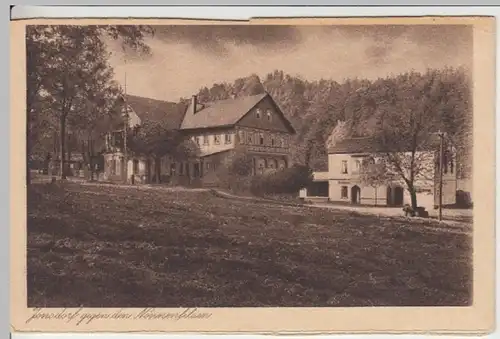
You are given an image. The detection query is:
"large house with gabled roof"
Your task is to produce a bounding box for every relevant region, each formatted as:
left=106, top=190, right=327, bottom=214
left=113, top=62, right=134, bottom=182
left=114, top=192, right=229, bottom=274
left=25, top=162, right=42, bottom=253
left=103, top=92, right=295, bottom=186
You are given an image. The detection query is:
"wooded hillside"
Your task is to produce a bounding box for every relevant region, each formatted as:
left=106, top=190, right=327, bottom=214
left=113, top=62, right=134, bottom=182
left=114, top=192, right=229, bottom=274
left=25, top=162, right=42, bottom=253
left=187, top=68, right=472, bottom=178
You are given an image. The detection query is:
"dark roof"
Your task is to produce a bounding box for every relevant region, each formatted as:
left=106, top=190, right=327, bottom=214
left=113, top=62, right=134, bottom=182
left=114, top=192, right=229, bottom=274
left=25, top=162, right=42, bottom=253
left=180, top=93, right=295, bottom=133
left=328, top=137, right=382, bottom=154
left=328, top=136, right=442, bottom=154
left=181, top=93, right=267, bottom=130
left=125, top=94, right=187, bottom=130
left=122, top=93, right=295, bottom=133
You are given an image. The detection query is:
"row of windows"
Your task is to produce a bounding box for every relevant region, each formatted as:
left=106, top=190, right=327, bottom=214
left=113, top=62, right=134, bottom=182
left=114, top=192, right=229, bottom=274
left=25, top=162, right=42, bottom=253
left=255, top=108, right=273, bottom=121
left=340, top=156, right=455, bottom=175
left=171, top=161, right=219, bottom=176
left=340, top=160, right=361, bottom=174
left=193, top=131, right=288, bottom=148
left=238, top=130, right=288, bottom=147
left=194, top=133, right=232, bottom=146
left=111, top=159, right=143, bottom=176
left=125, top=161, right=221, bottom=177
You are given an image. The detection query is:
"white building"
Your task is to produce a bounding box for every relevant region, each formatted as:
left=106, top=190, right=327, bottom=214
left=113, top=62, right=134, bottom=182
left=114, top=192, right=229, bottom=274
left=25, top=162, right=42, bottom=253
left=301, top=135, right=458, bottom=210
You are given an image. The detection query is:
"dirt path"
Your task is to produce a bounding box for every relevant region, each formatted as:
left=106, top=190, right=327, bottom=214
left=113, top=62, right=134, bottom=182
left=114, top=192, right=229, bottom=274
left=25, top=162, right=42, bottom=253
left=32, top=175, right=472, bottom=226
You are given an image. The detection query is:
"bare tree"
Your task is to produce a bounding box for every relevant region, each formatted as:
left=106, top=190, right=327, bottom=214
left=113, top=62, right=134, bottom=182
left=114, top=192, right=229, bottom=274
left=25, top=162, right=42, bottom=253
left=359, top=157, right=393, bottom=206
left=373, top=71, right=445, bottom=210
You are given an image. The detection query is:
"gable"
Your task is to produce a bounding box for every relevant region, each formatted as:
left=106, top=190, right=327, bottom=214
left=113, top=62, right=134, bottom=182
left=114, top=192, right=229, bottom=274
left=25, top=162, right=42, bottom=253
left=180, top=93, right=267, bottom=130
left=235, top=95, right=295, bottom=134
left=124, top=94, right=186, bottom=130
left=125, top=105, right=142, bottom=127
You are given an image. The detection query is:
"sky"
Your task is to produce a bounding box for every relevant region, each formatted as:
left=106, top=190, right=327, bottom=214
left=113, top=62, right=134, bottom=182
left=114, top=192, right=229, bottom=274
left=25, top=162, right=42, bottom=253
left=107, top=24, right=473, bottom=102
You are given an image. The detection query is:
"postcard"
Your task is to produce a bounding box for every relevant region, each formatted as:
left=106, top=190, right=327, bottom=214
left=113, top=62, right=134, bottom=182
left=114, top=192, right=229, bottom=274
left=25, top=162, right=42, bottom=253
left=10, top=15, right=496, bottom=334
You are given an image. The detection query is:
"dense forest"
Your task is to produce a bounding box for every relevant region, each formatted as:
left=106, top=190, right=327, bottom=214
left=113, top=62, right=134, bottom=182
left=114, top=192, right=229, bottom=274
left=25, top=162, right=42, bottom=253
left=184, top=68, right=472, bottom=178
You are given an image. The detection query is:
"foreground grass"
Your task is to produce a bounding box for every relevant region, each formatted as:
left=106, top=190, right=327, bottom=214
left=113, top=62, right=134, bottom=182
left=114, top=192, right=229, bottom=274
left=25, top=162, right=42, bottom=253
left=27, top=182, right=472, bottom=307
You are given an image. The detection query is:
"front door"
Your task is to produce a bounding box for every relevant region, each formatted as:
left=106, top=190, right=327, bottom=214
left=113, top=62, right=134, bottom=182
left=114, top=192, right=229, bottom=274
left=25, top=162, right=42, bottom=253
left=386, top=186, right=393, bottom=205
left=394, top=187, right=404, bottom=206
left=351, top=185, right=361, bottom=204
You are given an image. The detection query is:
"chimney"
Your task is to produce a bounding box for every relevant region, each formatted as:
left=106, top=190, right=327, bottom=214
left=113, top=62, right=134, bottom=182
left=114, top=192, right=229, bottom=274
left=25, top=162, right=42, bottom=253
left=191, top=95, right=197, bottom=114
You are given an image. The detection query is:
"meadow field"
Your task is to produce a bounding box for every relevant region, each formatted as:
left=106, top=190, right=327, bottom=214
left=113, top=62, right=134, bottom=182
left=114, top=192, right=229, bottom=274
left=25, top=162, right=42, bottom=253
left=27, top=182, right=472, bottom=307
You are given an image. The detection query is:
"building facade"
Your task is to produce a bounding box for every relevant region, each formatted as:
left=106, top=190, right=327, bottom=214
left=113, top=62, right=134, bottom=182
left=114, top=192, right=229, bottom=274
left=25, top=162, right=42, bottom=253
left=103, top=92, right=295, bottom=186
left=301, top=136, right=458, bottom=210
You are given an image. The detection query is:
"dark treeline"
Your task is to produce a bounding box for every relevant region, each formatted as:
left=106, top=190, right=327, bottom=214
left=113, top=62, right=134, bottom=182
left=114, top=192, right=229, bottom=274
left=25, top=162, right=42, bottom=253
left=185, top=68, right=472, bottom=178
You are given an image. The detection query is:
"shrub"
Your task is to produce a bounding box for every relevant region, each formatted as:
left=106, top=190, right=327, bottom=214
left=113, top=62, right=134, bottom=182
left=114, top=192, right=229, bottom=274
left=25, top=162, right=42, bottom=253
left=251, top=164, right=313, bottom=196
left=216, top=151, right=254, bottom=194
left=228, top=152, right=253, bottom=176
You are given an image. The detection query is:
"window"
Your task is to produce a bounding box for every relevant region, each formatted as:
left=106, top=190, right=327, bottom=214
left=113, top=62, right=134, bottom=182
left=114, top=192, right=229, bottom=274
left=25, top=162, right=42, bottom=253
left=341, top=160, right=348, bottom=174
left=247, top=132, right=253, bottom=144
left=110, top=159, right=116, bottom=175
left=179, top=162, right=184, bottom=175
left=115, top=159, right=120, bottom=175
left=238, top=131, right=245, bottom=144
left=170, top=163, right=176, bottom=176
left=203, top=135, right=209, bottom=145
left=271, top=136, right=275, bottom=147
left=355, top=160, right=361, bottom=173
left=195, top=136, right=200, bottom=146
left=256, top=109, right=262, bottom=119
left=225, top=133, right=232, bottom=144
left=206, top=162, right=211, bottom=170
left=214, top=134, right=221, bottom=145
left=133, top=159, right=139, bottom=174
left=266, top=110, right=272, bottom=121
left=341, top=186, right=348, bottom=199
left=259, top=133, right=264, bottom=145
left=258, top=163, right=265, bottom=175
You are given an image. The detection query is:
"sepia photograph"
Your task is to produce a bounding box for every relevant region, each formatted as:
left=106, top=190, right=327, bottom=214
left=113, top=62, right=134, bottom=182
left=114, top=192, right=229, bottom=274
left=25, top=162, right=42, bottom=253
left=11, top=14, right=495, bottom=334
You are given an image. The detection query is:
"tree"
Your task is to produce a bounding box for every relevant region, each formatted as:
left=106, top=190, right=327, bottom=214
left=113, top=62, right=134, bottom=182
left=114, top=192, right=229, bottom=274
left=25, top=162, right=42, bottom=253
left=70, top=83, right=123, bottom=180
left=26, top=25, right=153, bottom=182
left=26, top=27, right=60, bottom=183
left=39, top=26, right=117, bottom=179
left=359, top=157, right=393, bottom=206
left=128, top=119, right=199, bottom=183
left=372, top=70, right=449, bottom=210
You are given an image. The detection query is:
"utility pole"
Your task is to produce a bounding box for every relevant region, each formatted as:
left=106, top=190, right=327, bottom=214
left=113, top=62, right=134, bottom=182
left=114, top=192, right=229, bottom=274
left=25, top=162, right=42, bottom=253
left=122, top=54, right=129, bottom=184
left=437, top=130, right=445, bottom=221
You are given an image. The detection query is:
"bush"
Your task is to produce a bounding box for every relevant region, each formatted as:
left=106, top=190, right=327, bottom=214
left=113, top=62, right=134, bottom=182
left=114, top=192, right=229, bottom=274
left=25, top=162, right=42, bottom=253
left=229, top=153, right=253, bottom=176
left=216, top=152, right=254, bottom=194
left=251, top=164, right=313, bottom=196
